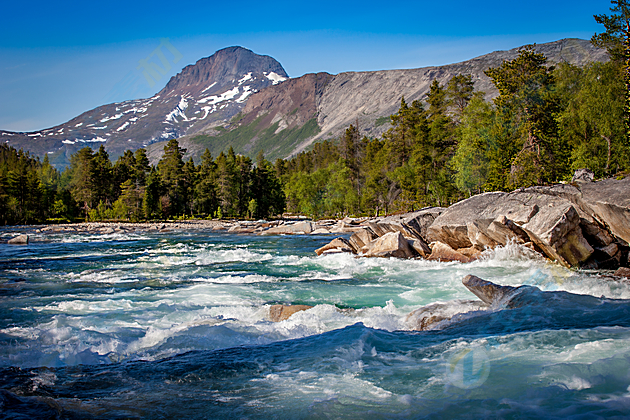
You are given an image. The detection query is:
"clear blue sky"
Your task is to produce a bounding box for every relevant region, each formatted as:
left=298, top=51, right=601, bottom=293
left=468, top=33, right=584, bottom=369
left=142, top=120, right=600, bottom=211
left=0, top=0, right=612, bottom=132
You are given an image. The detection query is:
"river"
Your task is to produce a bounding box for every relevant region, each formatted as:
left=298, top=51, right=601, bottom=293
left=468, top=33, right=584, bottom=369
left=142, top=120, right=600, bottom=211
left=2, top=226, right=630, bottom=418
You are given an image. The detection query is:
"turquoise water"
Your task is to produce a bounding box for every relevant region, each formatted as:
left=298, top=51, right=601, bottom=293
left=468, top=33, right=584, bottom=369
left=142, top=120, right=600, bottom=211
left=2, top=227, right=630, bottom=418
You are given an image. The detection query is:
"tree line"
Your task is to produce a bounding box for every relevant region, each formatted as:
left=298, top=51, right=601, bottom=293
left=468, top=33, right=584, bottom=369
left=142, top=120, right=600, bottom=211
left=0, top=141, right=284, bottom=224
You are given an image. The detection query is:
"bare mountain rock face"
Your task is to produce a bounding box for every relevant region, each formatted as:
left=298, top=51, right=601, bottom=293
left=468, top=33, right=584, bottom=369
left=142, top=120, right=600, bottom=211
left=292, top=38, right=608, bottom=155
left=1, top=39, right=606, bottom=167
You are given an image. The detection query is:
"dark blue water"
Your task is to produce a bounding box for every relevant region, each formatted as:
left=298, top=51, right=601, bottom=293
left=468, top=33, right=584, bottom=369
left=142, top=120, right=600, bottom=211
left=2, top=227, right=630, bottom=418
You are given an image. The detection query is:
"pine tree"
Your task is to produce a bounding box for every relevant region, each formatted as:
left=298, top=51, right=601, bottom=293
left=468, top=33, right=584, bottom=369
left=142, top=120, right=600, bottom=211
left=425, top=80, right=456, bottom=206
left=485, top=46, right=562, bottom=187
left=134, top=148, right=151, bottom=187
left=68, top=147, right=96, bottom=218
left=157, top=139, right=186, bottom=217
left=195, top=149, right=218, bottom=217
left=143, top=168, right=161, bottom=219
left=92, top=145, right=114, bottom=206
left=446, top=74, right=476, bottom=119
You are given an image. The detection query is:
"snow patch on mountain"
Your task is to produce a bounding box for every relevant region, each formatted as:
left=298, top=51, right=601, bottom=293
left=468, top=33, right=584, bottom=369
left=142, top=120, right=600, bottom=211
left=100, top=113, right=123, bottom=123
left=197, top=87, right=240, bottom=105
left=165, top=96, right=190, bottom=123
left=202, top=81, right=218, bottom=93
left=238, top=72, right=253, bottom=85
left=264, top=72, right=287, bottom=85
left=236, top=86, right=254, bottom=103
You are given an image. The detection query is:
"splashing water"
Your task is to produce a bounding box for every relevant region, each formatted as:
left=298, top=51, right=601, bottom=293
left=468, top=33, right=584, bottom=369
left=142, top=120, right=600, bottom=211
left=1, top=227, right=630, bottom=418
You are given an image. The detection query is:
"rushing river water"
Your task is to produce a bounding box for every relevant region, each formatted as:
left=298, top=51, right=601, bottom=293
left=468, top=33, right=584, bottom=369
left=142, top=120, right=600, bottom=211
left=2, top=226, right=630, bottom=419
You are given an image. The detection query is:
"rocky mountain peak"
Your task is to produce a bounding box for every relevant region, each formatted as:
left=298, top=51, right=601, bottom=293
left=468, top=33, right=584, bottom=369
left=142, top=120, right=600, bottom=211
left=161, top=46, right=288, bottom=96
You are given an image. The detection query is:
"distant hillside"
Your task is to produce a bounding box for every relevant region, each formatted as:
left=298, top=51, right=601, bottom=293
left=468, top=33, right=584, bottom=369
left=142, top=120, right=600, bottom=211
left=0, top=39, right=607, bottom=167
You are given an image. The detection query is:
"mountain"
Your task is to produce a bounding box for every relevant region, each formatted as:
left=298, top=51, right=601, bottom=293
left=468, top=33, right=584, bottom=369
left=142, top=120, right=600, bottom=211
left=186, top=38, right=606, bottom=160
left=0, top=46, right=288, bottom=167
left=0, top=39, right=607, bottom=167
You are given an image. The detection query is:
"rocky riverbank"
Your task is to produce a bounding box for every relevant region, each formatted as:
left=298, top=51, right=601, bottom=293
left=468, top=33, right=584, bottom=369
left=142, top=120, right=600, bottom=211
left=4, top=175, right=629, bottom=274
left=312, top=175, right=630, bottom=273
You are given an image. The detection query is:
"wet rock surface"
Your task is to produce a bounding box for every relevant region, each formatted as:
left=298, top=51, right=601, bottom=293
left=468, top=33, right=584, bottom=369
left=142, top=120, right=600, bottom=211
left=268, top=305, right=314, bottom=322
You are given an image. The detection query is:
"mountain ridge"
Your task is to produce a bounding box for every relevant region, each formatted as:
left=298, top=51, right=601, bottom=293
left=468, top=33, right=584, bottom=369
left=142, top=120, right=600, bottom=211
left=0, top=39, right=607, bottom=167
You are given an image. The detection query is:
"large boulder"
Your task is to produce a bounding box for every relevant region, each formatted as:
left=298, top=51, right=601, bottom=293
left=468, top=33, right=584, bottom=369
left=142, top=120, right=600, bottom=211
left=407, top=238, right=431, bottom=257
left=360, top=231, right=416, bottom=259
left=347, top=228, right=378, bottom=251
left=427, top=192, right=504, bottom=250
left=462, top=274, right=519, bottom=306
left=578, top=176, right=630, bottom=246
left=523, top=178, right=630, bottom=247
left=363, top=209, right=439, bottom=256
left=8, top=234, right=29, bottom=245
left=399, top=207, right=445, bottom=240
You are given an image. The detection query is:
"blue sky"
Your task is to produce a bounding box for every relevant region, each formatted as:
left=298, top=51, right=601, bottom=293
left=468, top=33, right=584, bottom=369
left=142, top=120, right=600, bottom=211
left=0, top=0, right=612, bottom=132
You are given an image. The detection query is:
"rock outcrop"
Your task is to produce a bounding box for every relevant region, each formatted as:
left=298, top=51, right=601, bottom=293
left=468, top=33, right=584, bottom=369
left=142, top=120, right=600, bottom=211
left=427, top=242, right=472, bottom=263
left=426, top=179, right=629, bottom=269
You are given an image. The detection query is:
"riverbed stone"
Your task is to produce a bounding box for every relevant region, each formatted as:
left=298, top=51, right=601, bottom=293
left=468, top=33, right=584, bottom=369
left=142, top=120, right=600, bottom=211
left=269, top=304, right=314, bottom=322
left=614, top=267, right=630, bottom=278
left=406, top=300, right=487, bottom=331
left=262, top=221, right=314, bottom=235
left=8, top=234, right=29, bottom=245
left=310, top=228, right=331, bottom=235
left=407, top=238, right=431, bottom=258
